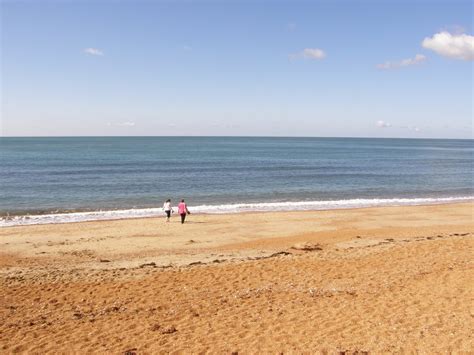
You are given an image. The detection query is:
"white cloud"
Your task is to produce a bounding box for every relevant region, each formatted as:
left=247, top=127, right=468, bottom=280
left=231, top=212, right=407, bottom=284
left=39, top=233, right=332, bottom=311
left=377, top=54, right=426, bottom=70
left=422, top=31, right=474, bottom=61
left=290, top=48, right=326, bottom=60
left=376, top=120, right=392, bottom=128
left=84, top=48, right=104, bottom=56
left=302, top=48, right=326, bottom=59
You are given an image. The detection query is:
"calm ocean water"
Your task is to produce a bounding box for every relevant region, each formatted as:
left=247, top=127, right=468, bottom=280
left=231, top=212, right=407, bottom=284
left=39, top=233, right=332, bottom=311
left=1, top=137, right=472, bottom=226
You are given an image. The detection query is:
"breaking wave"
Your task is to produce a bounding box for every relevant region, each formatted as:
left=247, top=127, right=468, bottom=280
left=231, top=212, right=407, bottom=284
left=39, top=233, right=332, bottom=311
left=1, top=196, right=472, bottom=227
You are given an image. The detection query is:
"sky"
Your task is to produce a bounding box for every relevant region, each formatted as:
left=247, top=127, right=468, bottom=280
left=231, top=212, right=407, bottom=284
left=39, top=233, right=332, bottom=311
left=1, top=0, right=473, bottom=138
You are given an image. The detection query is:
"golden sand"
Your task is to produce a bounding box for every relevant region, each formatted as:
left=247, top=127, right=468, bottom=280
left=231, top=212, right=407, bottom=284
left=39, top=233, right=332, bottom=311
left=1, top=203, right=473, bottom=353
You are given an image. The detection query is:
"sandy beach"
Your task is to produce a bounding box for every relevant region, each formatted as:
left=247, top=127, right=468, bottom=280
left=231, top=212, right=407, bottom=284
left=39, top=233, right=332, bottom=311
left=1, top=202, right=473, bottom=353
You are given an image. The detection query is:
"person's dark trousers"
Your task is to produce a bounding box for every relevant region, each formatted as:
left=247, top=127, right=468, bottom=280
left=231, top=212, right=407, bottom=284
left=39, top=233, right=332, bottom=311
left=180, top=213, right=186, bottom=224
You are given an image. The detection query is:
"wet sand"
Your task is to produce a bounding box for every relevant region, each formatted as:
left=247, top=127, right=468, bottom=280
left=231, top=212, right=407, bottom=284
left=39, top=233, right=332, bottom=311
left=1, top=203, right=473, bottom=353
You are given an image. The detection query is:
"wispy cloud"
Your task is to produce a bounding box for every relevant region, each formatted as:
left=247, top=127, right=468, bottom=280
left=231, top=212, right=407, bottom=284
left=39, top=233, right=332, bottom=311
left=376, top=120, right=392, bottom=128
left=377, top=54, right=426, bottom=70
left=84, top=47, right=104, bottom=56
left=422, top=31, right=474, bottom=61
left=377, top=121, right=422, bottom=132
left=287, top=23, right=297, bottom=32
left=117, top=122, right=135, bottom=127
left=107, top=121, right=136, bottom=127
left=400, top=125, right=421, bottom=132
left=290, top=48, right=326, bottom=61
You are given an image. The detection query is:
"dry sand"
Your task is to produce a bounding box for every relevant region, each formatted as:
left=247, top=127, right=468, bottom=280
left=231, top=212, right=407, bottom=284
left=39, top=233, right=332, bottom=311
left=0, top=203, right=473, bottom=353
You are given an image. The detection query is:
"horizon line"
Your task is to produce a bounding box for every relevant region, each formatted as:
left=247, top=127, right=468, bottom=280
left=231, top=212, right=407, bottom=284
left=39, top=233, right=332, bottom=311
left=0, top=135, right=472, bottom=140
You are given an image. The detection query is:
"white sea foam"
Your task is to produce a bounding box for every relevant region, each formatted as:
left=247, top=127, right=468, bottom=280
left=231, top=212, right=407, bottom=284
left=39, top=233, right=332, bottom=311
left=1, top=196, right=472, bottom=227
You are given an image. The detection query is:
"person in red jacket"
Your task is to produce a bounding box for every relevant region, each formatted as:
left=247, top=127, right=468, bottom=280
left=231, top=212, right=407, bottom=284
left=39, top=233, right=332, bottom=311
left=177, top=199, right=190, bottom=224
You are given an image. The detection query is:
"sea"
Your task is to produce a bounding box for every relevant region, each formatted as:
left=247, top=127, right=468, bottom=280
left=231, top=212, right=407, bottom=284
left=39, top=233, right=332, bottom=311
left=1, top=137, right=472, bottom=227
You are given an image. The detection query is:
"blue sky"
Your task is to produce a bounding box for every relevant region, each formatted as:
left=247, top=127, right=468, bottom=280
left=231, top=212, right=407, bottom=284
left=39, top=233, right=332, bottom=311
left=1, top=0, right=473, bottom=138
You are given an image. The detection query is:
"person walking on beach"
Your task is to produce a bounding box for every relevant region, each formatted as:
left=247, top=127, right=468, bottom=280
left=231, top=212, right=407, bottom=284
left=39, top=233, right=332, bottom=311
left=163, top=199, right=173, bottom=222
left=177, top=199, right=190, bottom=224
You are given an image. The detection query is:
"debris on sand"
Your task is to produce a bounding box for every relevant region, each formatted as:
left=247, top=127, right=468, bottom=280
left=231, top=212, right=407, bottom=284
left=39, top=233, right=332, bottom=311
left=269, top=251, right=292, bottom=257
left=150, top=324, right=161, bottom=331
left=139, top=262, right=156, bottom=268
left=188, top=261, right=204, bottom=266
left=72, top=312, right=83, bottom=319
left=291, top=242, right=323, bottom=251
left=248, top=251, right=292, bottom=261
left=161, top=326, right=177, bottom=334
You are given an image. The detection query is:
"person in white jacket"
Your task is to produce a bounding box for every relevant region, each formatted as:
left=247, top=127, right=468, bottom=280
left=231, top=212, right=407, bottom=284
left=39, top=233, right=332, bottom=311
left=163, top=199, right=173, bottom=222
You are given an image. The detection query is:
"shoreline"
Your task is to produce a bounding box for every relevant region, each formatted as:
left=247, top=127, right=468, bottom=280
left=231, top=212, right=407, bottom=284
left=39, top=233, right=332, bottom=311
left=1, top=196, right=473, bottom=227
left=1, top=202, right=472, bottom=269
